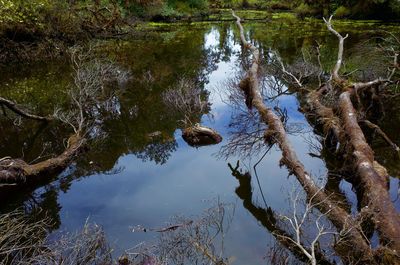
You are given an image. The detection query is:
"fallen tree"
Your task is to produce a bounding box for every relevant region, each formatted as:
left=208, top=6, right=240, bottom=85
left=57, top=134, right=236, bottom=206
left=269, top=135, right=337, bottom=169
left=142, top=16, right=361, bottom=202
left=0, top=46, right=129, bottom=192
left=322, top=16, right=400, bottom=253
left=231, top=10, right=400, bottom=264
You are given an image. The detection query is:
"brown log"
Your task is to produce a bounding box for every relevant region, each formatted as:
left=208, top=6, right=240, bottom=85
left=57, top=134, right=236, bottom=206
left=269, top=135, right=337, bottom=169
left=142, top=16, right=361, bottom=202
left=339, top=91, right=400, bottom=251
left=232, top=11, right=375, bottom=263
left=305, top=87, right=344, bottom=149
left=0, top=133, right=85, bottom=186
left=323, top=16, right=400, bottom=253
left=182, top=125, right=222, bottom=147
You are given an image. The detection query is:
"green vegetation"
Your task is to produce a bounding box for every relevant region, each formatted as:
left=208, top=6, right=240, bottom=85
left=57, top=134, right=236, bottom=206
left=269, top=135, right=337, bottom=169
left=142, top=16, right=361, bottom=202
left=334, top=5, right=351, bottom=18
left=0, top=0, right=399, bottom=62
left=290, top=0, right=400, bottom=19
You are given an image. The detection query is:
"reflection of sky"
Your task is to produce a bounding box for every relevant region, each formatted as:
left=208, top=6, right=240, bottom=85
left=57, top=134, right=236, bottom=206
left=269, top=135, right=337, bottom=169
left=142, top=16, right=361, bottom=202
left=53, top=23, right=400, bottom=264
left=56, top=26, right=327, bottom=263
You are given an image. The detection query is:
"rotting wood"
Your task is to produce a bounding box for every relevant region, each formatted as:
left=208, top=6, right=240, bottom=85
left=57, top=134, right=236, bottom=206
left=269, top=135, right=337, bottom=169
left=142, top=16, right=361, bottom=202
left=305, top=86, right=344, bottom=150
left=232, top=10, right=376, bottom=264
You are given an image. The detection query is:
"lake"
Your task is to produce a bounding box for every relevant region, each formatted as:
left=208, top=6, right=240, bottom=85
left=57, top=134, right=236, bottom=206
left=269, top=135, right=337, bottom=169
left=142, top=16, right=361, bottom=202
left=1, top=12, right=399, bottom=264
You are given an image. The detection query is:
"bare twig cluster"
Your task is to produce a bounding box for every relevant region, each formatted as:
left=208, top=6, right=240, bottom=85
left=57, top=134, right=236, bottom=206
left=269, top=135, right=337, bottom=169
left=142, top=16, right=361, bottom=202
left=0, top=210, right=50, bottom=265
left=277, top=190, right=337, bottom=265
left=125, top=200, right=235, bottom=265
left=34, top=220, right=113, bottom=265
left=162, top=77, right=211, bottom=127
left=0, top=210, right=113, bottom=265
left=54, top=45, right=130, bottom=135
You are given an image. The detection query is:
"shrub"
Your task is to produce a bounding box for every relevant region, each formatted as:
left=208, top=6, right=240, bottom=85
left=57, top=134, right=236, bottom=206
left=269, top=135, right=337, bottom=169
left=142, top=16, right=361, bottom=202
left=294, top=3, right=317, bottom=18
left=334, top=6, right=351, bottom=18
left=266, top=1, right=291, bottom=10
left=188, top=0, right=208, bottom=9
left=159, top=3, right=183, bottom=19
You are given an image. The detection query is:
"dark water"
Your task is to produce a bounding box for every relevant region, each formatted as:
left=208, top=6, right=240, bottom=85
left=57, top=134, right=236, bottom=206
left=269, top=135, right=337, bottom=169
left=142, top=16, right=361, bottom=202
left=1, top=14, right=400, bottom=263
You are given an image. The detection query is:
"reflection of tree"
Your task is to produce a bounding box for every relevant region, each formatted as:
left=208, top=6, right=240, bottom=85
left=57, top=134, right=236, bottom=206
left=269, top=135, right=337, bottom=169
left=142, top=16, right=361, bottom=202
left=125, top=199, right=235, bottom=265
left=0, top=24, right=231, bottom=231
left=135, top=138, right=177, bottom=165
left=219, top=73, right=305, bottom=159
left=228, top=161, right=333, bottom=265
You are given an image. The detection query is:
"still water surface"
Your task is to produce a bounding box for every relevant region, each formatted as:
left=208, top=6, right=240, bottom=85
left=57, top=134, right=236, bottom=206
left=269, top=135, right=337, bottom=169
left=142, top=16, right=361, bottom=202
left=1, top=15, right=400, bottom=263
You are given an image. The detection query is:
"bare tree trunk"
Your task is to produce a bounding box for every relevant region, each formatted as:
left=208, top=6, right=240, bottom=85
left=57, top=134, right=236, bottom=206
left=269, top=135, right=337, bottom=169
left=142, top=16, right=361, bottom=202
left=305, top=87, right=344, bottom=150
left=323, top=16, right=400, bottom=253
left=232, top=11, right=375, bottom=263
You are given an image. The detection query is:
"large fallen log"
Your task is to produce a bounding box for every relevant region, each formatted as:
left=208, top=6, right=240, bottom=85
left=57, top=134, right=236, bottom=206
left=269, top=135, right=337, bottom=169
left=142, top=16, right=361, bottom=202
left=232, top=11, right=375, bottom=264
left=304, top=86, right=344, bottom=151
left=323, top=16, right=400, bottom=254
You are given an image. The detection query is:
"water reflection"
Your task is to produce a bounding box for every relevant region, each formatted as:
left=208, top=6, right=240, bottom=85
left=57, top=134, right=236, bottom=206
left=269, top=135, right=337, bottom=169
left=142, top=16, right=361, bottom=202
left=0, top=17, right=399, bottom=263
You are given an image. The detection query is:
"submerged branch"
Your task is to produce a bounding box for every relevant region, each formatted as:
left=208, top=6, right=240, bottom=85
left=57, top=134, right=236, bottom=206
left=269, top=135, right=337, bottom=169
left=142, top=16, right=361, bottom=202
left=360, top=119, right=400, bottom=153
left=0, top=133, right=85, bottom=186
left=0, top=97, right=52, bottom=122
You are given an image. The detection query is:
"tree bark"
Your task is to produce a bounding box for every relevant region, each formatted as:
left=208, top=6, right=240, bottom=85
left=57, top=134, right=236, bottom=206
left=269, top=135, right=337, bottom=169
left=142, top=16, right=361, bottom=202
left=0, top=133, right=85, bottom=186
left=232, top=11, right=375, bottom=263
left=323, top=16, right=400, bottom=253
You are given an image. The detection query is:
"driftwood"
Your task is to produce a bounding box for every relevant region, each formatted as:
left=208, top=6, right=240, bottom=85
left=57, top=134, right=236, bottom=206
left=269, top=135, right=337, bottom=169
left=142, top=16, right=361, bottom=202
left=0, top=98, right=83, bottom=187
left=182, top=124, right=222, bottom=147
left=232, top=9, right=400, bottom=264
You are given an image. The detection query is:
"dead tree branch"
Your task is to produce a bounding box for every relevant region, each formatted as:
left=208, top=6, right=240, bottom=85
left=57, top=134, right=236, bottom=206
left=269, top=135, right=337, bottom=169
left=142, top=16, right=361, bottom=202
left=228, top=162, right=334, bottom=265
left=360, top=119, right=400, bottom=153
left=232, top=10, right=374, bottom=263
left=271, top=51, right=303, bottom=87
left=0, top=97, right=51, bottom=122
left=323, top=15, right=348, bottom=83
left=324, top=16, right=400, bottom=254
left=277, top=190, right=337, bottom=265
left=0, top=46, right=129, bottom=190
